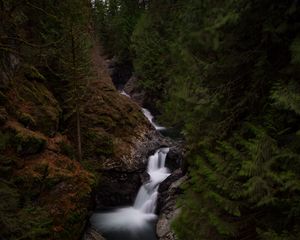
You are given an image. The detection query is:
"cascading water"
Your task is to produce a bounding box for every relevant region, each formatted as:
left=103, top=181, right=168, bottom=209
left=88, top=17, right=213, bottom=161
left=133, top=147, right=170, bottom=213
left=89, top=90, right=170, bottom=239
left=119, top=89, right=165, bottom=131
left=120, top=90, right=131, bottom=98
left=90, top=148, right=170, bottom=240
left=141, top=108, right=166, bottom=131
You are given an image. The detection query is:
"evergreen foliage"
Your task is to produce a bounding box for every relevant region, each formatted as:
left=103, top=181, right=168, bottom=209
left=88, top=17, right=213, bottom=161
left=1, top=1, right=93, bottom=238
left=92, top=0, right=142, bottom=61
left=94, top=0, right=300, bottom=239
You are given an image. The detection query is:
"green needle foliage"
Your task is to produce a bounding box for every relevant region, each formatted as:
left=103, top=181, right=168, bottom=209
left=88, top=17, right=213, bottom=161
left=94, top=0, right=300, bottom=239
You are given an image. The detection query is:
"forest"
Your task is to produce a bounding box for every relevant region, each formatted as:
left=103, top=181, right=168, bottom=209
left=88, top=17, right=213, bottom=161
left=1, top=0, right=300, bottom=239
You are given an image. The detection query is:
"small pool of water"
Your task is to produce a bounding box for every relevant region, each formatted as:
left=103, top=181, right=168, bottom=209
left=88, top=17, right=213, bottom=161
left=90, top=207, right=157, bottom=240
left=89, top=148, right=170, bottom=240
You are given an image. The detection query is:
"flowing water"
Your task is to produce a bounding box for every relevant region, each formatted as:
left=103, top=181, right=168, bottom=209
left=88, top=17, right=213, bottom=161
left=90, top=90, right=170, bottom=239
left=90, top=148, right=170, bottom=240
left=119, top=89, right=165, bottom=131
left=141, top=108, right=166, bottom=131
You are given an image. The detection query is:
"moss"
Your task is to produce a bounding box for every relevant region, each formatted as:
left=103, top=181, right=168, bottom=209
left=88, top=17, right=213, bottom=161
left=3, top=206, right=53, bottom=240
left=16, top=81, right=61, bottom=136
left=0, top=165, right=12, bottom=178
left=96, top=115, right=116, bottom=130
left=23, top=64, right=46, bottom=82
left=59, top=141, right=75, bottom=159
left=61, top=209, right=87, bottom=240
left=0, top=90, right=7, bottom=105
left=0, top=131, right=11, bottom=151
left=95, top=137, right=114, bottom=156
left=44, top=177, right=62, bottom=189
left=35, top=107, right=60, bottom=136
left=0, top=181, right=53, bottom=239
left=0, top=107, right=8, bottom=125
left=84, top=129, right=114, bottom=158
left=17, top=111, right=36, bottom=128
left=12, top=131, right=46, bottom=155
left=66, top=209, right=86, bottom=225
left=0, top=181, right=19, bottom=212
left=33, top=163, right=49, bottom=176
left=0, top=154, right=15, bottom=179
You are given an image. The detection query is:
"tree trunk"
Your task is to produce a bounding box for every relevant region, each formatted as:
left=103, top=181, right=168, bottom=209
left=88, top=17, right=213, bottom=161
left=76, top=101, right=82, bottom=162
left=71, top=27, right=82, bottom=162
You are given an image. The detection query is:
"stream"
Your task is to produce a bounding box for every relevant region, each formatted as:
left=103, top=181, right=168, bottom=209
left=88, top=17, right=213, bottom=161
left=89, top=90, right=169, bottom=240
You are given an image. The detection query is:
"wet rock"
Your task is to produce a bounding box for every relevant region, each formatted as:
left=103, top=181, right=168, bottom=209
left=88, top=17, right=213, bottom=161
left=83, top=227, right=106, bottom=240
left=105, top=57, right=132, bottom=89
left=165, top=145, right=184, bottom=172
left=157, top=169, right=184, bottom=211
left=156, top=208, right=181, bottom=240
left=156, top=170, right=188, bottom=240
left=124, top=75, right=146, bottom=106
left=95, top=170, right=142, bottom=207
left=141, top=171, right=150, bottom=183
left=94, top=129, right=168, bottom=207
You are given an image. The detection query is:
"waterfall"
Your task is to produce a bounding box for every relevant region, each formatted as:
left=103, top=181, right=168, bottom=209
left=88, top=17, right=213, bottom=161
left=90, top=148, right=170, bottom=239
left=120, top=90, right=131, bottom=98
left=89, top=91, right=169, bottom=239
left=141, top=108, right=166, bottom=131
left=133, top=148, right=170, bottom=213
left=119, top=89, right=165, bottom=131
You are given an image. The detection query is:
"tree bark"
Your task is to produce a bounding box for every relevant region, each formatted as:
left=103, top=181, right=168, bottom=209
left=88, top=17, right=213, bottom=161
left=71, top=27, right=82, bottom=162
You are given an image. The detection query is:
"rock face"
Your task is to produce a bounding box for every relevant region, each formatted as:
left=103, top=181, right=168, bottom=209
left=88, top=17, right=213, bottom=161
left=156, top=170, right=188, bottom=240
left=0, top=44, right=160, bottom=239
left=165, top=144, right=185, bottom=172
left=81, top=46, right=167, bottom=208
left=94, top=129, right=171, bottom=207
left=123, top=75, right=147, bottom=106
left=0, top=74, right=94, bottom=239
left=105, top=57, right=133, bottom=89
left=83, top=227, right=106, bottom=240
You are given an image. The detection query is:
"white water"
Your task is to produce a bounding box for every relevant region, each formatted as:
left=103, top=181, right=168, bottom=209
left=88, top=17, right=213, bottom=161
left=90, top=148, right=170, bottom=239
left=119, top=89, right=166, bottom=131
left=141, top=108, right=166, bottom=131
left=120, top=90, right=131, bottom=98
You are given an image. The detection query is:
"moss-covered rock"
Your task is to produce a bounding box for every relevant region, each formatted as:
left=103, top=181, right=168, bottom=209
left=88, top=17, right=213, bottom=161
left=58, top=141, right=75, bottom=159
left=0, top=180, right=53, bottom=240
left=0, top=90, right=8, bottom=105
left=14, top=132, right=46, bottom=155
left=0, top=131, right=11, bottom=151
left=7, top=122, right=46, bottom=155
left=9, top=80, right=61, bottom=136
left=8, top=149, right=95, bottom=240
left=23, top=64, right=46, bottom=82
left=0, top=107, right=8, bottom=125
left=84, top=129, right=114, bottom=159
left=95, top=115, right=116, bottom=131
left=16, top=111, right=36, bottom=128
left=0, top=163, right=13, bottom=179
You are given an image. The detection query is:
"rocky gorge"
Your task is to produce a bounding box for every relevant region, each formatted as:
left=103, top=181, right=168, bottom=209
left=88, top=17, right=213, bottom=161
left=83, top=57, right=187, bottom=240
left=0, top=35, right=185, bottom=239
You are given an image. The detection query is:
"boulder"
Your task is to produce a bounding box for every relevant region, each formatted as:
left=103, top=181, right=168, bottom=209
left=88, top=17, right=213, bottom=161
left=94, top=129, right=166, bottom=207
left=156, top=170, right=188, bottom=240
left=7, top=80, right=61, bottom=137
left=123, top=75, right=146, bottom=106
left=95, top=170, right=142, bottom=207
left=6, top=121, right=47, bottom=155
left=165, top=144, right=184, bottom=172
